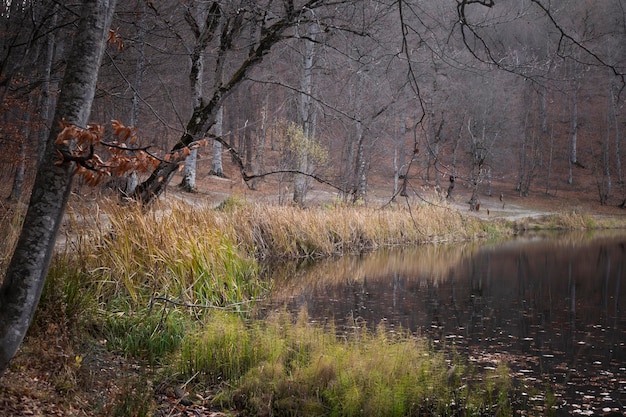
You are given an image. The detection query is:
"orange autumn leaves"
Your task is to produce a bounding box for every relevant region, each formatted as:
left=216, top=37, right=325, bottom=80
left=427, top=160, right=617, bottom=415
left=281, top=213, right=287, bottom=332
left=54, top=119, right=205, bottom=186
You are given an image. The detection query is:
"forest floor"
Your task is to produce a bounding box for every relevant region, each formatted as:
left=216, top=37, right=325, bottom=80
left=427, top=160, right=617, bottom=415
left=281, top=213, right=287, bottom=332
left=1, top=165, right=626, bottom=416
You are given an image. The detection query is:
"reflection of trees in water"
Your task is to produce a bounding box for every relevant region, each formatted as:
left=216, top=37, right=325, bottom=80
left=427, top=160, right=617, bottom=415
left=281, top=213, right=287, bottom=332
left=266, top=235, right=626, bottom=340
left=266, top=242, right=482, bottom=297
left=261, top=234, right=626, bottom=412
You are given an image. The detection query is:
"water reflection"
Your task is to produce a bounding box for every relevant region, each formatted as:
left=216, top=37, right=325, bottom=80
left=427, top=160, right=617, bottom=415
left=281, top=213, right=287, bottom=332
left=260, top=231, right=626, bottom=415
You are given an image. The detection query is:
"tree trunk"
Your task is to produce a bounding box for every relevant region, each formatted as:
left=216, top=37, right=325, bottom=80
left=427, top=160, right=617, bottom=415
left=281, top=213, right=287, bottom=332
left=209, top=106, right=224, bottom=177
left=180, top=148, right=198, bottom=193
left=124, top=0, right=147, bottom=196
left=252, top=90, right=269, bottom=188
left=8, top=93, right=35, bottom=202
left=393, top=146, right=399, bottom=198
left=393, top=117, right=407, bottom=199
left=545, top=127, right=554, bottom=195
left=341, top=130, right=356, bottom=200
left=571, top=96, right=578, bottom=165
left=356, top=142, right=368, bottom=203
left=179, top=3, right=209, bottom=194
left=244, top=121, right=254, bottom=172
left=602, top=106, right=612, bottom=205
left=293, top=22, right=317, bottom=206
left=37, top=5, right=58, bottom=165
left=293, top=151, right=308, bottom=205
left=0, top=0, right=116, bottom=375
left=353, top=121, right=368, bottom=203
left=8, top=140, right=25, bottom=202
left=610, top=79, right=622, bottom=185
left=568, top=78, right=580, bottom=185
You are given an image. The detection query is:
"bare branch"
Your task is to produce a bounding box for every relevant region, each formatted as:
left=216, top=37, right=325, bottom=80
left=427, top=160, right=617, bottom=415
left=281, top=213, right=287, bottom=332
left=149, top=295, right=259, bottom=312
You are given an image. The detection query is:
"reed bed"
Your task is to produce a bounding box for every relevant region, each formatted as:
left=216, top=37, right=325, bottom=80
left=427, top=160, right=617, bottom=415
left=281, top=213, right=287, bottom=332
left=42, top=198, right=505, bottom=361
left=80, top=200, right=262, bottom=309
left=541, top=210, right=597, bottom=229
left=227, top=200, right=491, bottom=260
left=44, top=197, right=499, bottom=349
left=514, top=209, right=598, bottom=231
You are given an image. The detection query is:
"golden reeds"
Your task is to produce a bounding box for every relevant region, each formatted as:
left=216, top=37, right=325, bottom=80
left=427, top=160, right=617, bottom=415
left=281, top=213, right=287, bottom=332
left=226, top=200, right=490, bottom=260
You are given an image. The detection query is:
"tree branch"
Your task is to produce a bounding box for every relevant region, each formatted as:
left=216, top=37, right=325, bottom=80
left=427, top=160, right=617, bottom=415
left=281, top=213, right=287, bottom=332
left=149, top=295, right=259, bottom=312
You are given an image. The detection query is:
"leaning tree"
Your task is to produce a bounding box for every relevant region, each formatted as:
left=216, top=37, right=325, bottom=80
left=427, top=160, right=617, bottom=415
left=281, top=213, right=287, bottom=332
left=0, top=0, right=117, bottom=375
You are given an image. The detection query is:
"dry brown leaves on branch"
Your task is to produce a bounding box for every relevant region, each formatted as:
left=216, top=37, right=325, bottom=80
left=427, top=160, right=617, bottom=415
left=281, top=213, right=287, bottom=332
left=54, top=119, right=159, bottom=186
left=54, top=120, right=211, bottom=187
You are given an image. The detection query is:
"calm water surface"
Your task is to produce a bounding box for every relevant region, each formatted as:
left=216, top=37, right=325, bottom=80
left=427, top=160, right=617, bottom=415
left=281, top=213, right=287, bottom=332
left=261, top=231, right=626, bottom=416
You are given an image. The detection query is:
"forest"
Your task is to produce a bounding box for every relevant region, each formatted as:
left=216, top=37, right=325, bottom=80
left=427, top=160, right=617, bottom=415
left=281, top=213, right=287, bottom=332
left=1, top=0, right=626, bottom=415
left=2, top=0, right=626, bottom=207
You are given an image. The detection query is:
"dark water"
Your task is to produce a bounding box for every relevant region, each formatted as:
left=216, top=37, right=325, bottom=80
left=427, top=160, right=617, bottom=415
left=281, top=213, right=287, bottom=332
left=262, top=232, right=626, bottom=416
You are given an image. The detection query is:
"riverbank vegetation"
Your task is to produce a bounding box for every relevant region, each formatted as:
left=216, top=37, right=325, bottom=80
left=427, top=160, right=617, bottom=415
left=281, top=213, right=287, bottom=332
left=2, top=196, right=623, bottom=415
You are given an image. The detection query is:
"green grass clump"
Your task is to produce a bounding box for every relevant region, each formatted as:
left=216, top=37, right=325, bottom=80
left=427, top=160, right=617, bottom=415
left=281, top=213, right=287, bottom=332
left=40, top=198, right=266, bottom=365
left=179, top=311, right=513, bottom=416
left=44, top=253, right=100, bottom=330
left=215, top=194, right=248, bottom=212
left=180, top=310, right=257, bottom=385
left=102, top=307, right=186, bottom=365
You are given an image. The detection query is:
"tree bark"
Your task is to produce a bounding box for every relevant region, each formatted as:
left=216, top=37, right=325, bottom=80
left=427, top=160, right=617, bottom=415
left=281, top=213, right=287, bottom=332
left=610, top=79, right=622, bottom=185
left=37, top=5, right=58, bottom=165
left=568, top=72, right=581, bottom=185
left=209, top=106, right=225, bottom=177
left=8, top=93, right=35, bottom=202
left=8, top=139, right=25, bottom=202
left=353, top=121, right=368, bottom=203
left=293, top=22, right=317, bottom=205
left=0, top=0, right=116, bottom=375
left=180, top=1, right=214, bottom=193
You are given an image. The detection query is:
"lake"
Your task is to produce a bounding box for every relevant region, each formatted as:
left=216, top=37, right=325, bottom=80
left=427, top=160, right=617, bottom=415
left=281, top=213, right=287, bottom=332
left=261, top=231, right=626, bottom=416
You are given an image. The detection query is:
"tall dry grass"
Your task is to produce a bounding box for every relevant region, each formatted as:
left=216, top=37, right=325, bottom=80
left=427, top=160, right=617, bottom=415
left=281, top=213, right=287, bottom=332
left=227, top=199, right=493, bottom=260
left=75, top=199, right=263, bottom=309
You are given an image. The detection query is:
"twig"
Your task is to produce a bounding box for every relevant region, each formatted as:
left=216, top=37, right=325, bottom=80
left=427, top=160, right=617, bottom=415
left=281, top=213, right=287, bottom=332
left=149, top=295, right=260, bottom=312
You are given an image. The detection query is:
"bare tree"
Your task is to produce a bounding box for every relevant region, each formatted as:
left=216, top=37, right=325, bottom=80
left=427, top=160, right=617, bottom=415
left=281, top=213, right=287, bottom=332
left=292, top=19, right=319, bottom=205
left=134, top=1, right=365, bottom=204
left=179, top=1, right=221, bottom=193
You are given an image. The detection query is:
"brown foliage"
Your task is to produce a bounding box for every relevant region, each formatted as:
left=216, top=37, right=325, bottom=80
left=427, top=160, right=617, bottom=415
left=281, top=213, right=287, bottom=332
left=55, top=120, right=209, bottom=187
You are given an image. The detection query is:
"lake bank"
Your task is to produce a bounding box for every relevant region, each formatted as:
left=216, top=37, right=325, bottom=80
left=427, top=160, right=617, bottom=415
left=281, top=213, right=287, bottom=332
left=1, top=195, right=626, bottom=416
